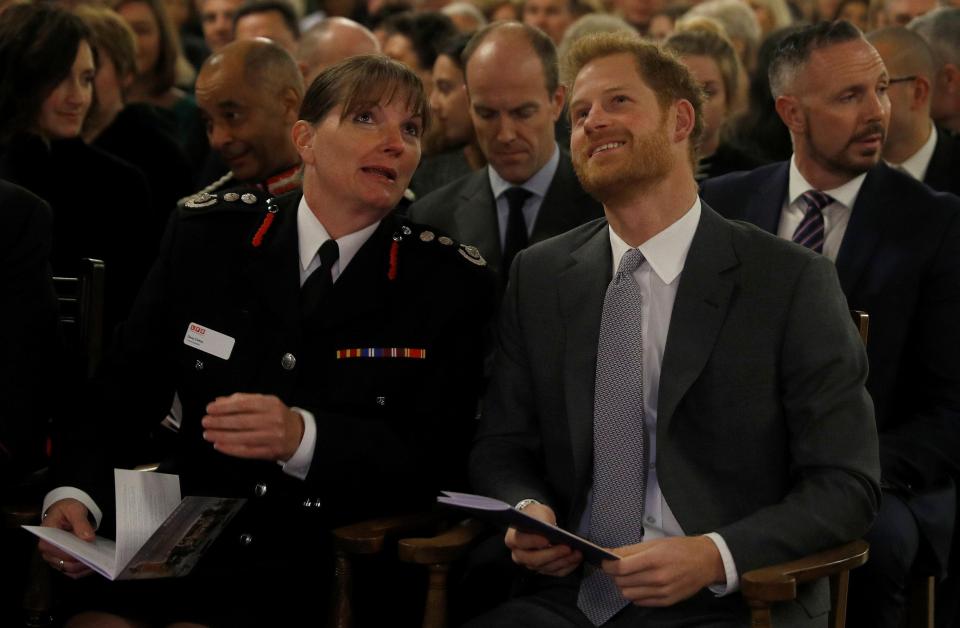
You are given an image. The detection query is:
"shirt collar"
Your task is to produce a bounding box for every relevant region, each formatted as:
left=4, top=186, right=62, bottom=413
left=788, top=155, right=868, bottom=210
left=888, top=123, right=937, bottom=181
left=297, top=195, right=380, bottom=272
left=488, top=143, right=560, bottom=200
left=608, top=197, right=701, bottom=286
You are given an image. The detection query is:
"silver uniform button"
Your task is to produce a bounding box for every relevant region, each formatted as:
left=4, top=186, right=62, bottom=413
left=254, top=483, right=267, bottom=497
left=241, top=193, right=258, bottom=204
left=223, top=192, right=240, bottom=202
left=195, top=360, right=204, bottom=371
left=239, top=533, right=253, bottom=546
left=281, top=353, right=296, bottom=370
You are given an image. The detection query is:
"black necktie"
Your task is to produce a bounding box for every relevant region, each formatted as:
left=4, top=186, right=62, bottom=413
left=501, top=187, right=532, bottom=277
left=300, top=239, right=339, bottom=319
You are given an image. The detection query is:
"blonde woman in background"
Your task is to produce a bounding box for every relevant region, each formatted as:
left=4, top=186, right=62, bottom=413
left=666, top=25, right=762, bottom=178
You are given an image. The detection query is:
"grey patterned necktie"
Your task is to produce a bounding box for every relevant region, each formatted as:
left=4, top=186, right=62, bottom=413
left=577, top=247, right=649, bottom=626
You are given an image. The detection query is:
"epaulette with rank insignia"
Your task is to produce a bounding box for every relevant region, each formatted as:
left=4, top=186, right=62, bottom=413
left=180, top=190, right=266, bottom=215
left=388, top=219, right=487, bottom=282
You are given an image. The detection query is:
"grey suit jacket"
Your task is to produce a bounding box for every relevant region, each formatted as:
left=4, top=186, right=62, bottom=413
left=470, top=204, right=881, bottom=624
left=407, top=151, right=603, bottom=275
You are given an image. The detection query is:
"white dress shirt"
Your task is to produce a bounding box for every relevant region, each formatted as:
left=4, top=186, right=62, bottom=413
left=572, top=198, right=738, bottom=595
left=488, top=143, right=560, bottom=247
left=778, top=156, right=866, bottom=262
left=886, top=123, right=937, bottom=182
left=43, top=197, right=380, bottom=526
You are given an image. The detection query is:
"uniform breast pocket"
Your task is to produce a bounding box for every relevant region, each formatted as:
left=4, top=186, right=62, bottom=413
left=178, top=315, right=253, bottom=396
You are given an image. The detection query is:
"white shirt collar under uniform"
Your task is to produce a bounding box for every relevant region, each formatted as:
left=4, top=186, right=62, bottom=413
left=296, top=195, right=380, bottom=285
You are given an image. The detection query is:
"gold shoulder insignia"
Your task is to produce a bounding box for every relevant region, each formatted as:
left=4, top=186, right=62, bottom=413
left=458, top=243, right=487, bottom=267
left=184, top=192, right=218, bottom=208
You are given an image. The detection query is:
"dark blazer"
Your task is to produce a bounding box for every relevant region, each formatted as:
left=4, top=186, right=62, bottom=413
left=0, top=134, right=155, bottom=339
left=0, top=180, right=59, bottom=483
left=407, top=151, right=604, bottom=276
left=55, top=191, right=495, bottom=624
left=701, top=161, right=960, bottom=569
left=924, top=128, right=960, bottom=197
left=470, top=206, right=881, bottom=625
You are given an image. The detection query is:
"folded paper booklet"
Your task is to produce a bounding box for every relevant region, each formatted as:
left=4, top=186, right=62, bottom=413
left=437, top=491, right=619, bottom=565
left=25, top=469, right=246, bottom=580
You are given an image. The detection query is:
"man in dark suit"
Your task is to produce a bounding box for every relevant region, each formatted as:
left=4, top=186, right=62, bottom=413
left=0, top=179, right=59, bottom=628
left=700, top=21, right=960, bottom=628
left=0, top=180, right=58, bottom=485
left=468, top=32, right=880, bottom=628
left=868, top=26, right=960, bottom=196
left=408, top=22, right=603, bottom=280
left=38, top=55, right=495, bottom=627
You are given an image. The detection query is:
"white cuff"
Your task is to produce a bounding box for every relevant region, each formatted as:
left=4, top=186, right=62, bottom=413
left=704, top=532, right=739, bottom=595
left=278, top=407, right=316, bottom=480
left=43, top=487, right=103, bottom=530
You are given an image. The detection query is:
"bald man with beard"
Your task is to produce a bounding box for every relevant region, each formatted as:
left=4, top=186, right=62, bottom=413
left=183, top=38, right=305, bottom=204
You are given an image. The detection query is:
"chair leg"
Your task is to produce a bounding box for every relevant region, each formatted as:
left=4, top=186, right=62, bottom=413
left=904, top=576, right=934, bottom=628
left=421, top=564, right=449, bottom=628
left=331, top=551, right=353, bottom=628
left=830, top=571, right=850, bottom=628
left=748, top=602, right=773, bottom=628
left=22, top=548, right=54, bottom=627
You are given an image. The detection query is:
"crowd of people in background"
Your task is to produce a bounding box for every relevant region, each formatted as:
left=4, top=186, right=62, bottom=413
left=2, top=0, right=960, bottom=625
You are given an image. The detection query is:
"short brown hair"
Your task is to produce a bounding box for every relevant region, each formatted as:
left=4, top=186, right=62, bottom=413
left=562, top=32, right=704, bottom=164
left=75, top=5, right=138, bottom=81
left=299, top=54, right=430, bottom=132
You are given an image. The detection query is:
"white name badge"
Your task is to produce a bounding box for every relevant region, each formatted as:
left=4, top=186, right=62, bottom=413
left=183, top=322, right=235, bottom=360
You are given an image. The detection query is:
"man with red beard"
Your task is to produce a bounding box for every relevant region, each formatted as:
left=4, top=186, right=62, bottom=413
left=700, top=21, right=960, bottom=628
left=467, top=32, right=880, bottom=628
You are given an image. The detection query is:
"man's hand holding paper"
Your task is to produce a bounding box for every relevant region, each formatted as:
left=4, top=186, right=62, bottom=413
left=505, top=502, right=584, bottom=577
left=39, top=498, right=94, bottom=579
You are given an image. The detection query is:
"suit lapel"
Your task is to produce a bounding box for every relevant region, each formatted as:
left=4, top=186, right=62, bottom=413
left=558, top=222, right=612, bottom=491
left=744, top=162, right=789, bottom=234
left=454, top=170, right=502, bottom=269
left=657, top=206, right=738, bottom=434
left=531, top=153, right=584, bottom=242
left=834, top=165, right=890, bottom=295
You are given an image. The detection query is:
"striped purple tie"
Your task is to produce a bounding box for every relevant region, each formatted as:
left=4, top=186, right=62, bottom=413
left=791, top=190, right=833, bottom=254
